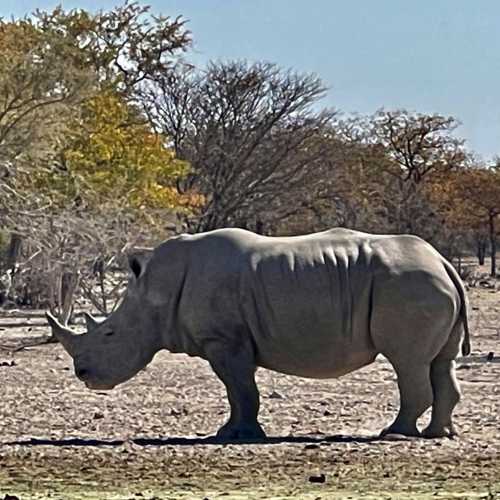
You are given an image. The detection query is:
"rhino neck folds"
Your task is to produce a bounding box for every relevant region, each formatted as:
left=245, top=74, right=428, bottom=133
left=155, top=302, right=198, bottom=356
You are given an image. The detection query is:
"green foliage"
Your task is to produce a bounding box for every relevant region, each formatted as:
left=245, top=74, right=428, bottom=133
left=33, top=2, right=191, bottom=94
left=1, top=2, right=194, bottom=217
left=36, top=91, right=192, bottom=211
left=0, top=19, right=93, bottom=166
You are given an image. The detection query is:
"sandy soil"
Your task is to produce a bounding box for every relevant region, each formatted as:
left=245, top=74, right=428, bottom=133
left=0, top=286, right=499, bottom=499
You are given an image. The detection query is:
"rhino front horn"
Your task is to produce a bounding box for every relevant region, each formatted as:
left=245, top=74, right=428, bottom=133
left=46, top=312, right=81, bottom=357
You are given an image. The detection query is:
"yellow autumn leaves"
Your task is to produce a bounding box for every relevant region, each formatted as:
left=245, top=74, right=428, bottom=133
left=60, top=92, right=192, bottom=210
left=1, top=4, right=198, bottom=219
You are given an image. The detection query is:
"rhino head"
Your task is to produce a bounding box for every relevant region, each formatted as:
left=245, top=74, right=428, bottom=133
left=47, top=251, right=163, bottom=390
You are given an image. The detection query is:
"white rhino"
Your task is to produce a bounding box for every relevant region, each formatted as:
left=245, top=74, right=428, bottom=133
left=47, top=228, right=470, bottom=440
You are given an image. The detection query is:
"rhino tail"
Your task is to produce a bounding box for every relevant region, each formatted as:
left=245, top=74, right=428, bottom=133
left=442, top=259, right=471, bottom=356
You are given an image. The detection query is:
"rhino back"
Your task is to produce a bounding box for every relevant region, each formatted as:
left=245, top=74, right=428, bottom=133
left=168, top=228, right=379, bottom=377
left=155, top=229, right=458, bottom=379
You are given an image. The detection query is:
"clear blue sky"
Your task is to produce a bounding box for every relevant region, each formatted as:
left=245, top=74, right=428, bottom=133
left=2, top=1, right=499, bottom=161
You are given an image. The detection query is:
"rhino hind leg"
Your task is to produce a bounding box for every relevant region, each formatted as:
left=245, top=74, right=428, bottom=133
left=206, top=337, right=266, bottom=441
left=422, top=324, right=463, bottom=438
left=371, top=275, right=461, bottom=438
left=421, top=358, right=460, bottom=438
left=380, top=362, right=433, bottom=437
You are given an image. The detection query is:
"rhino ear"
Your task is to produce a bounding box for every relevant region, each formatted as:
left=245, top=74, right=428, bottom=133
left=128, top=252, right=151, bottom=280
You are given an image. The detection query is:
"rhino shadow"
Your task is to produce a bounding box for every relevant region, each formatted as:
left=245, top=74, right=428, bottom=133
left=3, top=434, right=380, bottom=447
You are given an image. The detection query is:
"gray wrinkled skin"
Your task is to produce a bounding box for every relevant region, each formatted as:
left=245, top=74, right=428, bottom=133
left=47, top=228, right=471, bottom=440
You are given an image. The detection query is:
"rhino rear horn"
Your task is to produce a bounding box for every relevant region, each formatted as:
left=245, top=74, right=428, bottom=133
left=83, top=312, right=100, bottom=332
left=46, top=312, right=81, bottom=358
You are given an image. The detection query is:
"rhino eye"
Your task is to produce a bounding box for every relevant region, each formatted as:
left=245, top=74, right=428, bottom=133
left=104, top=330, right=114, bottom=337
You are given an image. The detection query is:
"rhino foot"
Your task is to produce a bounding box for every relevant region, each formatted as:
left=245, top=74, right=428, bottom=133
left=380, top=424, right=421, bottom=438
left=422, top=424, right=457, bottom=439
left=216, top=421, right=266, bottom=441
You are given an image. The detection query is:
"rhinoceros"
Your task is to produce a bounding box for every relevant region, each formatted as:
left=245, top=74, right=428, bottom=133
left=47, top=228, right=470, bottom=440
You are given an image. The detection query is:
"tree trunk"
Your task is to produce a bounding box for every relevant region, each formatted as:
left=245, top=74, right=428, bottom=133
left=5, top=233, right=22, bottom=271
left=60, top=271, right=80, bottom=325
left=489, top=214, right=497, bottom=277
left=0, top=233, right=22, bottom=305
left=477, top=238, right=486, bottom=266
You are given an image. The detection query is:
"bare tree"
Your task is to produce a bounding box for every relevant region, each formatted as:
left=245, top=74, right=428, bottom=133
left=327, top=111, right=470, bottom=242
left=141, top=60, right=336, bottom=232
left=370, top=111, right=468, bottom=236
left=1, top=206, right=170, bottom=320
left=368, top=110, right=468, bottom=183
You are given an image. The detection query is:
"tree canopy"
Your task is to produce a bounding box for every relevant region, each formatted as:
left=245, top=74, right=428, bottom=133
left=0, top=2, right=193, bottom=219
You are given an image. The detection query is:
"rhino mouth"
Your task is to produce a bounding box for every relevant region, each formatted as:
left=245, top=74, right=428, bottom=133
left=84, top=381, right=116, bottom=391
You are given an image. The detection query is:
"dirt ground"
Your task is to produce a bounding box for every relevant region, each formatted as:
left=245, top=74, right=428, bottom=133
left=0, top=286, right=499, bottom=500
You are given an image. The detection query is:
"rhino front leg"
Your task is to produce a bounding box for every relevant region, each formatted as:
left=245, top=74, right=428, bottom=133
left=205, top=337, right=266, bottom=441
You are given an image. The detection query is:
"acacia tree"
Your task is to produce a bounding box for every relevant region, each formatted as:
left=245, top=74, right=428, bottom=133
left=33, top=3, right=194, bottom=214
left=369, top=110, right=467, bottom=183
left=371, top=111, right=468, bottom=237
left=1, top=3, right=193, bottom=318
left=333, top=110, right=469, bottom=243
left=34, top=2, right=191, bottom=95
left=428, top=166, right=500, bottom=276
left=0, top=19, right=93, bottom=200
left=0, top=2, right=191, bottom=198
left=35, top=91, right=192, bottom=213
left=454, top=168, right=499, bottom=276
left=270, top=132, right=390, bottom=235
left=141, top=60, right=336, bottom=232
left=315, top=118, right=400, bottom=233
